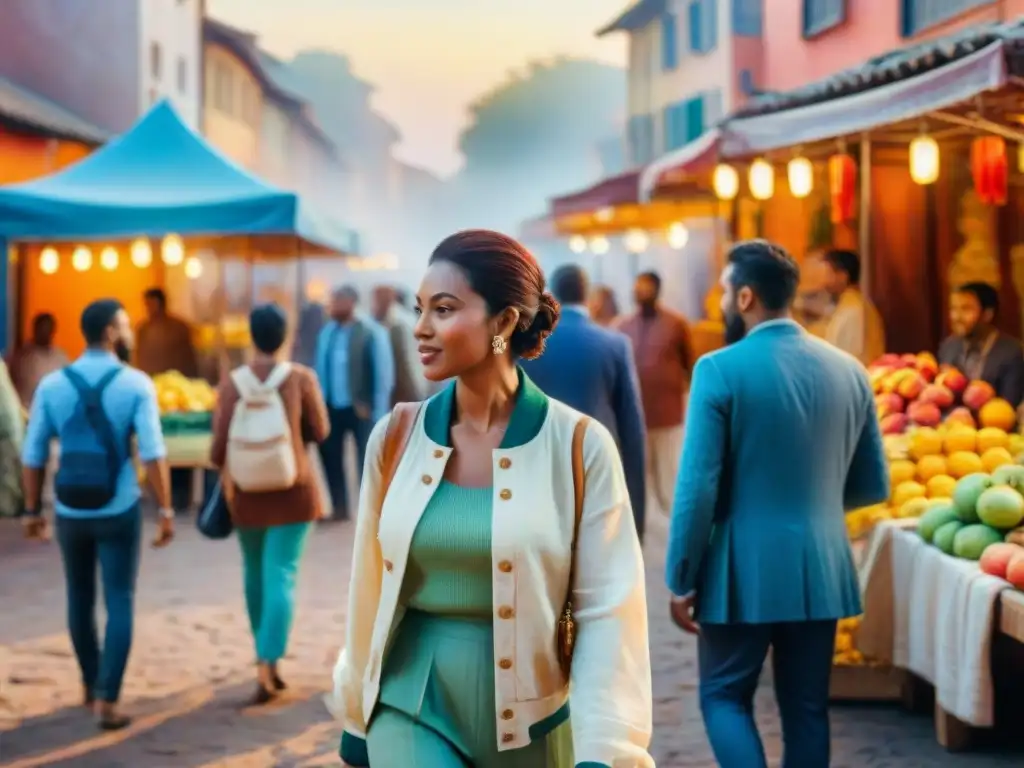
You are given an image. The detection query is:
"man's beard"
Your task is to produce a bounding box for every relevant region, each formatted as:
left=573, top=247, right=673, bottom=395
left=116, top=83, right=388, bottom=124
left=724, top=307, right=747, bottom=345
left=114, top=340, right=132, bottom=363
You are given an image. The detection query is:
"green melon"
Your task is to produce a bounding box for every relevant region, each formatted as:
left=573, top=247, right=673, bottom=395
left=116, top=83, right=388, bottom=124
left=919, top=502, right=959, bottom=543
left=933, top=520, right=964, bottom=554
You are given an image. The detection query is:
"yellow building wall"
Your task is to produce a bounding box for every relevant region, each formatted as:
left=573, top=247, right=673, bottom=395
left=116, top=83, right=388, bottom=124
left=202, top=44, right=262, bottom=168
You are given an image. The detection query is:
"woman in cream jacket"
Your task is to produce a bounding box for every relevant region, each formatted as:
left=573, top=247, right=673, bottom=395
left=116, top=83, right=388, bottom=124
left=333, top=230, right=653, bottom=768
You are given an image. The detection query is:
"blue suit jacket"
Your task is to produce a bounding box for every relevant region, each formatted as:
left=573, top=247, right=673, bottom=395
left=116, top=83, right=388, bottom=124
left=665, top=319, right=889, bottom=624
left=521, top=308, right=647, bottom=537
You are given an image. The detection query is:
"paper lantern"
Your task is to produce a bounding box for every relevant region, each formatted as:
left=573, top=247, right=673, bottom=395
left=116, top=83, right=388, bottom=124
left=624, top=229, right=648, bottom=254
left=161, top=234, right=184, bottom=265
left=568, top=235, right=587, bottom=253
left=589, top=236, right=609, bottom=255
left=748, top=159, right=774, bottom=200
left=712, top=163, right=739, bottom=200
left=130, top=238, right=152, bottom=268
left=787, top=157, right=813, bottom=198
left=184, top=256, right=203, bottom=279
left=72, top=245, right=92, bottom=271
left=828, top=154, right=857, bottom=224
left=100, top=246, right=119, bottom=270
left=970, top=136, right=1007, bottom=206
left=39, top=247, right=59, bottom=275
left=909, top=135, right=939, bottom=185
left=667, top=222, right=689, bottom=249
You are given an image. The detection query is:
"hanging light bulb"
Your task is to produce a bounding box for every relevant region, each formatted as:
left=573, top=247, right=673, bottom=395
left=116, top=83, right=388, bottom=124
left=71, top=245, right=92, bottom=271
left=39, top=247, right=59, bottom=275
left=624, top=228, right=649, bottom=254
left=667, top=222, right=689, bottom=249
left=130, top=238, right=152, bottom=267
left=787, top=157, right=813, bottom=198
left=100, top=246, right=119, bottom=270
left=712, top=163, right=739, bottom=200
left=589, top=235, right=609, bottom=255
left=161, top=234, right=184, bottom=265
left=748, top=159, right=775, bottom=200
left=184, top=255, right=203, bottom=279
left=909, top=135, right=939, bottom=185
left=568, top=235, right=587, bottom=254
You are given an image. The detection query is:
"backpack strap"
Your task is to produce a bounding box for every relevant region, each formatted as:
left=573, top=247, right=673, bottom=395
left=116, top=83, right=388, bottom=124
left=62, top=366, right=125, bottom=478
left=263, top=362, right=293, bottom=391
left=230, top=366, right=261, bottom=400
left=379, top=402, right=422, bottom=510
left=567, top=417, right=590, bottom=594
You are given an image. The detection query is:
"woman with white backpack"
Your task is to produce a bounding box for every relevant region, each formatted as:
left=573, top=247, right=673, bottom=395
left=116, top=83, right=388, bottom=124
left=210, top=303, right=330, bottom=704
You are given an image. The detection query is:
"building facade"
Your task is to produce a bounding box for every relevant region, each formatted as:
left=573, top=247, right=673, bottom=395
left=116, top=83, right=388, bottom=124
left=0, top=0, right=203, bottom=133
left=764, top=0, right=1024, bottom=91
left=600, top=0, right=763, bottom=167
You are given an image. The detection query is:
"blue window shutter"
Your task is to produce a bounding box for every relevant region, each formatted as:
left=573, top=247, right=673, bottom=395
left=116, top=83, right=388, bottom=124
left=661, top=13, right=678, bottom=70
left=690, top=0, right=718, bottom=54
left=732, top=0, right=762, bottom=36
left=901, top=0, right=988, bottom=37
left=685, top=97, right=704, bottom=143
left=688, top=1, right=702, bottom=52
left=803, top=0, right=847, bottom=37
left=704, top=0, right=718, bottom=52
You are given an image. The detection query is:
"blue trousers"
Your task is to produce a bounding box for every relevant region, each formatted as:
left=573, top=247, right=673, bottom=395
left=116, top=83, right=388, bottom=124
left=237, top=522, right=312, bottom=663
left=56, top=506, right=141, bottom=703
left=698, top=619, right=837, bottom=768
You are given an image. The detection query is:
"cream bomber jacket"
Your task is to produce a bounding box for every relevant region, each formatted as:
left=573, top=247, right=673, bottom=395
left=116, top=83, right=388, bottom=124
left=331, top=373, right=654, bottom=767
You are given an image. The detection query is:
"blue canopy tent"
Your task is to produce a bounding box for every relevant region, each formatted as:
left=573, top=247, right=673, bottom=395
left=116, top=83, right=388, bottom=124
left=0, top=100, right=359, bottom=350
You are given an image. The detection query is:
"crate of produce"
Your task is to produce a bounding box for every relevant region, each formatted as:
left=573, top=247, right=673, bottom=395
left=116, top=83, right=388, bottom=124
left=160, top=411, right=213, bottom=435
left=830, top=616, right=904, bottom=702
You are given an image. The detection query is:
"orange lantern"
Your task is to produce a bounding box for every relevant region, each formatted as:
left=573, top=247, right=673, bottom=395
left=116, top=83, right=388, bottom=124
left=828, top=154, right=857, bottom=224
left=970, top=136, right=1008, bottom=206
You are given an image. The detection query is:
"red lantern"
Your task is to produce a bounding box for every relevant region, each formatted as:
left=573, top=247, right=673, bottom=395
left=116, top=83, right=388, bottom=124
left=970, top=136, right=1007, bottom=206
left=828, top=154, right=857, bottom=224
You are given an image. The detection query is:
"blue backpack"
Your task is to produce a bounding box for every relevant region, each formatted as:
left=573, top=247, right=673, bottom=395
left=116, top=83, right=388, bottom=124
left=55, top=367, right=125, bottom=510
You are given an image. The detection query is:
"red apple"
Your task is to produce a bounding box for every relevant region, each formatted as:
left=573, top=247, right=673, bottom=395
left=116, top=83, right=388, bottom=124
left=963, top=380, right=996, bottom=411
left=900, top=354, right=919, bottom=368
left=875, top=353, right=902, bottom=369
left=875, top=392, right=904, bottom=417
left=918, top=384, right=954, bottom=409
left=980, top=543, right=1022, bottom=580
left=907, top=401, right=941, bottom=427
left=880, top=413, right=910, bottom=435
left=1006, top=552, right=1024, bottom=590
left=896, top=372, right=927, bottom=401
left=944, top=406, right=976, bottom=429
left=936, top=368, right=968, bottom=396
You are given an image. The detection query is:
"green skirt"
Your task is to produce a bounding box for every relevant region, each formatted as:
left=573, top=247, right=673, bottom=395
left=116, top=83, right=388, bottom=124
left=367, top=609, right=573, bottom=768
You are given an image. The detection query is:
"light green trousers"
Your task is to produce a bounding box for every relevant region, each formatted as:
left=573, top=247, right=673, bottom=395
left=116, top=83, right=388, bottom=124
left=366, top=610, right=573, bottom=767
left=237, top=521, right=312, bottom=663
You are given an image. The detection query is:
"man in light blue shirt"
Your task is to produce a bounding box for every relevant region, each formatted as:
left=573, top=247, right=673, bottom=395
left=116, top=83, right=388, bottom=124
left=21, top=299, right=174, bottom=731
left=315, top=285, right=394, bottom=519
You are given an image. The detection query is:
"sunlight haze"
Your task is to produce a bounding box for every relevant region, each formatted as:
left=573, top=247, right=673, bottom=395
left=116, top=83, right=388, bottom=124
left=207, top=0, right=629, bottom=176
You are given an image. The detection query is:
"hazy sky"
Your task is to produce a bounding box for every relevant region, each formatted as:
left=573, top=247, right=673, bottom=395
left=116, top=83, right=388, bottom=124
left=207, top=0, right=629, bottom=176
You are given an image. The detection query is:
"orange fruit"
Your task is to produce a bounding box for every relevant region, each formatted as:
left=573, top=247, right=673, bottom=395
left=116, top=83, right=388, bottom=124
left=979, top=398, right=1017, bottom=431
left=947, top=451, right=984, bottom=478
left=909, top=428, right=943, bottom=460
left=977, top=426, right=1010, bottom=453
left=892, top=480, right=927, bottom=507
left=926, top=474, right=956, bottom=499
left=981, top=447, right=1014, bottom=473
left=889, top=459, right=916, bottom=487
left=943, top=427, right=977, bottom=454
left=916, top=454, right=947, bottom=482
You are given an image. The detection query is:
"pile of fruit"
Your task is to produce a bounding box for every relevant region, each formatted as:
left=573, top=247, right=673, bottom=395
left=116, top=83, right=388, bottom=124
left=834, top=616, right=869, bottom=667
left=918, top=466, right=1024, bottom=562
left=868, top=352, right=1017, bottom=435
left=847, top=423, right=1024, bottom=538
left=153, top=370, right=217, bottom=414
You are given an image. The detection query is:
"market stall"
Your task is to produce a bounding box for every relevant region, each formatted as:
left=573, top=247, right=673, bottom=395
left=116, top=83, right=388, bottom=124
left=0, top=100, right=359, bottom=486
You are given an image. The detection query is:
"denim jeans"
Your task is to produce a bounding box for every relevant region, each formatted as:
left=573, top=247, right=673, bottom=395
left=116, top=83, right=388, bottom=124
left=56, top=506, right=142, bottom=702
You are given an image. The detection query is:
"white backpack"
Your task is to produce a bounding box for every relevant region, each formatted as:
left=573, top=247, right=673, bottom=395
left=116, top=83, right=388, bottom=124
left=226, top=363, right=297, bottom=492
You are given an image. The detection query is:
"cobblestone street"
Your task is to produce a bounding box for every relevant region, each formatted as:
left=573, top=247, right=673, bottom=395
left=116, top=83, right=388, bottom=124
left=0, top=514, right=1022, bottom=767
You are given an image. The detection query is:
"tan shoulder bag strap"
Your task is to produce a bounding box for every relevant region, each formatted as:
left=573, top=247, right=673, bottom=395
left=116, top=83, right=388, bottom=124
left=568, top=416, right=591, bottom=578
left=380, top=402, right=423, bottom=508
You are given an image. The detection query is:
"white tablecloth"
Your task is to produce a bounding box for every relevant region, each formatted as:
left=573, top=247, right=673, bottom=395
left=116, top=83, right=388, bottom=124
left=858, top=521, right=1009, bottom=727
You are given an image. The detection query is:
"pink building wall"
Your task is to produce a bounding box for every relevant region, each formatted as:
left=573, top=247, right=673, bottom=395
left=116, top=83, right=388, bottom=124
left=764, top=0, right=1024, bottom=92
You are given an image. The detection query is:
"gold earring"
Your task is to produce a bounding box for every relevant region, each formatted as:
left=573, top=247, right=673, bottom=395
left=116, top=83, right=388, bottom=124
left=492, top=335, right=507, bottom=355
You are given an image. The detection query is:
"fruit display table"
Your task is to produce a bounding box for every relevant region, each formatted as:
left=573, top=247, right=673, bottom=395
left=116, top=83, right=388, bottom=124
left=857, top=521, right=1024, bottom=750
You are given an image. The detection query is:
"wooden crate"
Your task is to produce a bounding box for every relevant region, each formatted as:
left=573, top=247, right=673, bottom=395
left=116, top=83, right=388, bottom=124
left=829, top=663, right=905, bottom=702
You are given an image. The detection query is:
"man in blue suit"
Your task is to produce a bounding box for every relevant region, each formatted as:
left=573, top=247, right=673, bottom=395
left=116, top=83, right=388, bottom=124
left=665, top=240, right=889, bottom=768
left=522, top=265, right=647, bottom=539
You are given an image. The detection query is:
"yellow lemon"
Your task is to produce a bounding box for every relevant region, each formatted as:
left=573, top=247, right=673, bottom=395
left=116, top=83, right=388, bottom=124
left=916, top=454, right=947, bottom=482
left=981, top=446, right=1014, bottom=473
left=925, top=474, right=957, bottom=499
left=1008, top=433, right=1024, bottom=457
left=947, top=451, right=985, bottom=479
left=977, top=427, right=1010, bottom=454
left=898, top=496, right=930, bottom=519
left=909, top=428, right=944, bottom=460
left=892, top=480, right=927, bottom=507
left=889, top=459, right=916, bottom=487
left=943, top=427, right=977, bottom=455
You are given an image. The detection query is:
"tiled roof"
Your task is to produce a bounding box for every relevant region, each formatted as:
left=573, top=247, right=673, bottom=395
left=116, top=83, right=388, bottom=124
left=735, top=18, right=1024, bottom=119
left=596, top=0, right=667, bottom=36
left=0, top=76, right=109, bottom=144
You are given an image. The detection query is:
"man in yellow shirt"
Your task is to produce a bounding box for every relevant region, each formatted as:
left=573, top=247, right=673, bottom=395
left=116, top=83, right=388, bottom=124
left=821, top=249, right=886, bottom=365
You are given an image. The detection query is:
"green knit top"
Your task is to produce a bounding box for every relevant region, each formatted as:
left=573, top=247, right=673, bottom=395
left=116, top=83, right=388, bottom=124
left=400, top=480, right=494, bottom=618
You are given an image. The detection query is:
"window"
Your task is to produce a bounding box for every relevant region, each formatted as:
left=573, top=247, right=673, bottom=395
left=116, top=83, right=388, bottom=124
left=803, top=0, right=846, bottom=37
left=689, top=0, right=718, bottom=55
left=150, top=41, right=162, bottom=79
left=627, top=114, right=655, bottom=166
left=732, top=0, right=762, bottom=36
left=177, top=57, right=187, bottom=93
left=661, top=13, right=679, bottom=71
left=901, top=0, right=988, bottom=37
left=663, top=95, right=708, bottom=152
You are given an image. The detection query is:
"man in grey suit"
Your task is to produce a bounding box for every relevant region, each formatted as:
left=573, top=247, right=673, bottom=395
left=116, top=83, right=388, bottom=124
left=665, top=240, right=889, bottom=767
left=521, top=265, right=647, bottom=539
